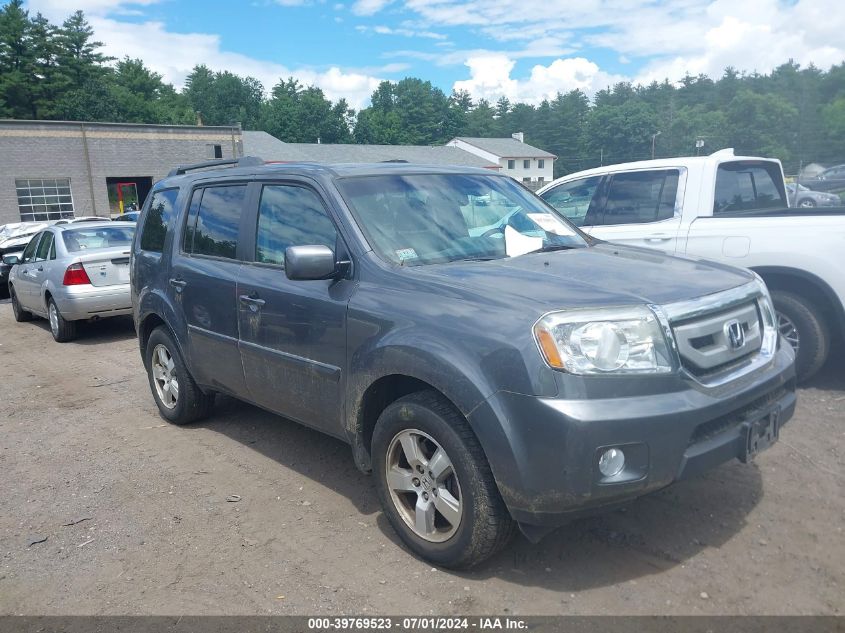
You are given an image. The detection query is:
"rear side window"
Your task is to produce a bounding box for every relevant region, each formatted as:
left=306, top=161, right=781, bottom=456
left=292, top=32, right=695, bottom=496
left=714, top=162, right=786, bottom=214
left=256, top=185, right=336, bottom=266
left=34, top=232, right=54, bottom=261
left=188, top=185, right=247, bottom=260
left=540, top=176, right=602, bottom=226
left=140, top=189, right=179, bottom=252
left=599, top=170, right=679, bottom=225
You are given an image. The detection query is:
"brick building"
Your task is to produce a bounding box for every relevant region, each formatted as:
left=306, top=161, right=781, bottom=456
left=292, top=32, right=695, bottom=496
left=0, top=120, right=242, bottom=225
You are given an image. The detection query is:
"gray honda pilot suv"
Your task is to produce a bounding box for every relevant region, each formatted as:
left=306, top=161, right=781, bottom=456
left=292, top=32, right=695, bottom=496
left=132, top=158, right=796, bottom=568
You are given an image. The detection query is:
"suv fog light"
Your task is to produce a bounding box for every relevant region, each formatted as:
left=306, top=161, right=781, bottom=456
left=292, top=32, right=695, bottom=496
left=598, top=448, right=625, bottom=478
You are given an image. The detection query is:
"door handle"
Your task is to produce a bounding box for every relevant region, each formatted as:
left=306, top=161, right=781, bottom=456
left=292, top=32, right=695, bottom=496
left=239, top=294, right=266, bottom=307
left=644, top=234, right=672, bottom=243
left=169, top=278, right=187, bottom=291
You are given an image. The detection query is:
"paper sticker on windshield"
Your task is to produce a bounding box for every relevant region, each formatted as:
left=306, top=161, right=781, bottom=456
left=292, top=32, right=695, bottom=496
left=527, top=213, right=572, bottom=236
left=395, top=248, right=418, bottom=261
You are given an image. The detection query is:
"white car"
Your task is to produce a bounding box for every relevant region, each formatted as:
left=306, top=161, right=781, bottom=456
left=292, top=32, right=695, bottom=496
left=538, top=148, right=845, bottom=381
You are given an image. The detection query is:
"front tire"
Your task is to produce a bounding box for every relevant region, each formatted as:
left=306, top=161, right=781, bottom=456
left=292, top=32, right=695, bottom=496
left=798, top=198, right=816, bottom=208
left=145, top=326, right=214, bottom=424
left=10, top=286, right=32, bottom=322
left=771, top=290, right=829, bottom=382
left=48, top=298, right=77, bottom=342
left=371, top=390, right=515, bottom=569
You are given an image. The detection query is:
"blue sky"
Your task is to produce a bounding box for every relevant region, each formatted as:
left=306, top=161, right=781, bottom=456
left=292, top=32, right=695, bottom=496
left=25, top=0, right=845, bottom=108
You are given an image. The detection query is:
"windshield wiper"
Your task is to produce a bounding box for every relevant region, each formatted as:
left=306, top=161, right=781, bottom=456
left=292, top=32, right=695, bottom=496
left=530, top=244, right=578, bottom=254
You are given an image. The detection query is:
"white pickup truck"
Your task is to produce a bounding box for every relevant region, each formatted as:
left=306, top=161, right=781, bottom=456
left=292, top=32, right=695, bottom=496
left=537, top=148, right=845, bottom=381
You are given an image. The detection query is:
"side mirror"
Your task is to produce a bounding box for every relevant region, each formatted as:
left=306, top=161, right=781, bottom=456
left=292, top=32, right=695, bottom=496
left=3, top=254, right=20, bottom=265
left=284, top=245, right=337, bottom=281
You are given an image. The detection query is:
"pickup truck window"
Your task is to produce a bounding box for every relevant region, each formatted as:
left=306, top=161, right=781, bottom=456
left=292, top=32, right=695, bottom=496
left=713, top=161, right=785, bottom=214
left=255, top=185, right=337, bottom=266
left=189, top=185, right=247, bottom=260
left=540, top=176, right=601, bottom=226
left=338, top=173, right=587, bottom=266
left=599, top=170, right=679, bottom=226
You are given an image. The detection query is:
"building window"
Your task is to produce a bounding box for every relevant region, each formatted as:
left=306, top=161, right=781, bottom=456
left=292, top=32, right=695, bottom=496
left=507, top=160, right=515, bottom=169
left=15, top=178, right=74, bottom=222
left=523, top=177, right=531, bottom=183
left=538, top=159, right=545, bottom=169
left=523, top=159, right=531, bottom=169
left=208, top=143, right=223, bottom=159
left=538, top=177, right=545, bottom=183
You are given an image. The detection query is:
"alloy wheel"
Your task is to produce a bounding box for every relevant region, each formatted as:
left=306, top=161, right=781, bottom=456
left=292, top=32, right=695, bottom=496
left=48, top=302, right=59, bottom=336
left=777, top=312, right=800, bottom=354
left=151, top=343, right=179, bottom=409
left=385, top=429, right=463, bottom=543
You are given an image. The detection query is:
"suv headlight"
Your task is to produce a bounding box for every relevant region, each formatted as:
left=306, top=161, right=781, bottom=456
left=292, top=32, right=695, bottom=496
left=752, top=274, right=778, bottom=357
left=534, top=306, right=674, bottom=374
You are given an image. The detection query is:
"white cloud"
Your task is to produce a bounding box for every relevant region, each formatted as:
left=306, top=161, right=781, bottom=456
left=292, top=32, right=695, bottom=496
left=357, top=24, right=447, bottom=39
left=351, top=0, right=393, bottom=15
left=25, top=0, right=385, bottom=109
left=453, top=55, right=625, bottom=103
left=398, top=0, right=845, bottom=97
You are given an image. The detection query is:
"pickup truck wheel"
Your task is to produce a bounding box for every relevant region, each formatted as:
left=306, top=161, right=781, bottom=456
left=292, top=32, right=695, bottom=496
left=48, top=298, right=78, bottom=342
left=372, top=390, right=516, bottom=569
left=145, top=326, right=214, bottom=424
left=10, top=286, right=32, bottom=322
left=771, top=290, right=829, bottom=382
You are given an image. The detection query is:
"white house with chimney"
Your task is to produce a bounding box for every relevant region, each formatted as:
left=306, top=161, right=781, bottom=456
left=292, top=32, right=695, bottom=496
left=447, top=133, right=556, bottom=187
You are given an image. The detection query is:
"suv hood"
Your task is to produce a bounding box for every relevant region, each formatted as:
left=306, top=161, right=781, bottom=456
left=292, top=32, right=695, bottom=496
left=407, top=243, right=755, bottom=313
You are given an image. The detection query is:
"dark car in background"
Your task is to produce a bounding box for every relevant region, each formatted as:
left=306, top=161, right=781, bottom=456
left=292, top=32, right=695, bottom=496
left=131, top=158, right=795, bottom=568
left=807, top=164, right=845, bottom=193
left=1, top=250, right=22, bottom=298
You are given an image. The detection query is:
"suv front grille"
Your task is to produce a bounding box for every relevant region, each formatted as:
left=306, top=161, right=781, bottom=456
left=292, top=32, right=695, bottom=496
left=672, top=301, right=763, bottom=377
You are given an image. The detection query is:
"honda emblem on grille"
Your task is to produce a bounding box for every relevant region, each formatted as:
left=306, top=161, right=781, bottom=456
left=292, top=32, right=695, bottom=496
left=724, top=319, right=745, bottom=350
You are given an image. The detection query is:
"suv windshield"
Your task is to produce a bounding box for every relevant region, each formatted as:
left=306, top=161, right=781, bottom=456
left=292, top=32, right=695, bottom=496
left=338, top=174, right=588, bottom=266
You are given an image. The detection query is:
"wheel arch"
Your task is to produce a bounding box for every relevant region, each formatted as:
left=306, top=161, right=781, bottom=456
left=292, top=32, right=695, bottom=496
left=752, top=266, right=844, bottom=340
left=348, top=371, right=493, bottom=474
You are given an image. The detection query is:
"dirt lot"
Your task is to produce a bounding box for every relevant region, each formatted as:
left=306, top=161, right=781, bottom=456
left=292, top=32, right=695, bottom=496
left=0, top=301, right=842, bottom=616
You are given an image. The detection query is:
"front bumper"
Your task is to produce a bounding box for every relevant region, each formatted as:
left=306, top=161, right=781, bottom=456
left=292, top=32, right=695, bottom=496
left=468, top=342, right=796, bottom=527
left=53, top=283, right=132, bottom=321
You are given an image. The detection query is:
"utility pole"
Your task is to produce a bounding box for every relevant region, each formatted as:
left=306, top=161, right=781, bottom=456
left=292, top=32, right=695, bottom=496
left=651, top=131, right=661, bottom=160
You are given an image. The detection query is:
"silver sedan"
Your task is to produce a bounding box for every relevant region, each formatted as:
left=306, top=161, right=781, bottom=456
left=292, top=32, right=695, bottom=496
left=6, top=222, right=135, bottom=342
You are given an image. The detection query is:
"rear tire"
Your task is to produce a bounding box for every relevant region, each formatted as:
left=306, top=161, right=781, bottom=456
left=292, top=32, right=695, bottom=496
left=10, top=286, right=32, bottom=322
left=371, top=390, right=516, bottom=569
left=48, top=298, right=78, bottom=342
left=771, top=290, right=829, bottom=382
left=145, top=326, right=214, bottom=424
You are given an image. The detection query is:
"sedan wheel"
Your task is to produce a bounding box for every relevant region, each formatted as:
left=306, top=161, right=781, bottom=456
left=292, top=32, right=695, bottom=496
left=798, top=198, right=816, bottom=207
left=151, top=343, right=179, bottom=409
left=385, top=428, right=463, bottom=543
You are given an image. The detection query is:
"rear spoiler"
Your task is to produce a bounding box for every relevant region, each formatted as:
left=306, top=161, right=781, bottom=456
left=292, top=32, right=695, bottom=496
left=168, top=156, right=264, bottom=177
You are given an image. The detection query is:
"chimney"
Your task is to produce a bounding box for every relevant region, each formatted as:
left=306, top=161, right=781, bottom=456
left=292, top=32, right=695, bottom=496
left=511, top=132, right=524, bottom=143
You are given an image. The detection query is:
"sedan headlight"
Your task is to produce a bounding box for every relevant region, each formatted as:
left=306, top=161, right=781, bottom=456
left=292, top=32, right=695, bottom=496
left=534, top=306, right=674, bottom=374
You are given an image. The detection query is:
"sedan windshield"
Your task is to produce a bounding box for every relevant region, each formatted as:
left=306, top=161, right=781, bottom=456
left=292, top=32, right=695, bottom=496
left=63, top=226, right=135, bottom=252
left=338, top=174, right=588, bottom=266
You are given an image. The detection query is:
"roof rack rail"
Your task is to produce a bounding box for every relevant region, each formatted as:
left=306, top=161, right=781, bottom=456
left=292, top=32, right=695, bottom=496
left=380, top=159, right=409, bottom=163
left=168, top=156, right=264, bottom=177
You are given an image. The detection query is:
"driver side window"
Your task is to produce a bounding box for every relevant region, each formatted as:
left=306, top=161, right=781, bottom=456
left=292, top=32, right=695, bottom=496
left=21, top=233, right=41, bottom=263
left=539, top=176, right=601, bottom=226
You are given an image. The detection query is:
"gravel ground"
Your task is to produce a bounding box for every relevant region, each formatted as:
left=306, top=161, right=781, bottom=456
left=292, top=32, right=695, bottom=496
left=0, top=302, right=842, bottom=616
